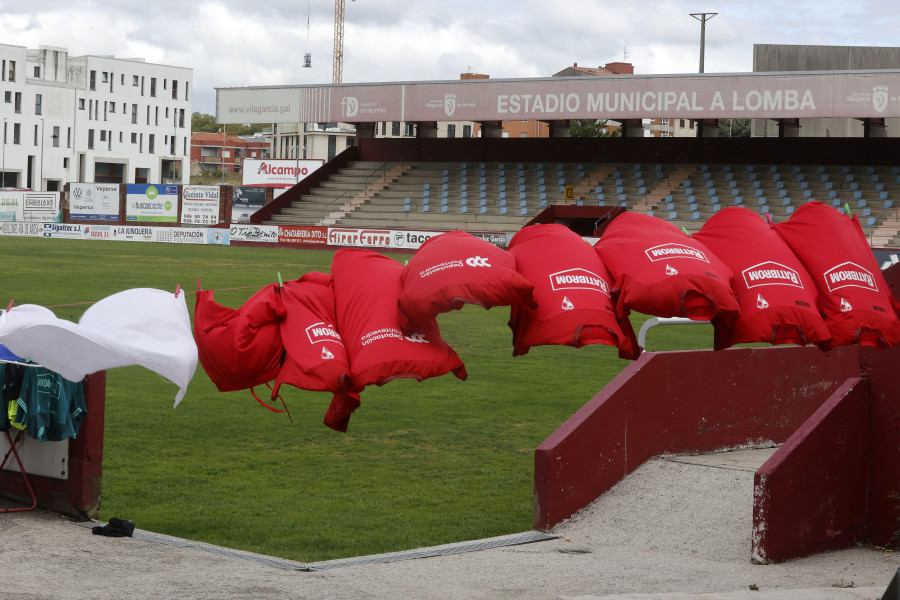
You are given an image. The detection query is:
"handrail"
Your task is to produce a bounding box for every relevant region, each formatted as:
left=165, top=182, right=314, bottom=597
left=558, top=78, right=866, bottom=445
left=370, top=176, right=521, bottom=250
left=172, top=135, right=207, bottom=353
left=868, top=204, right=899, bottom=247
left=319, top=161, right=392, bottom=224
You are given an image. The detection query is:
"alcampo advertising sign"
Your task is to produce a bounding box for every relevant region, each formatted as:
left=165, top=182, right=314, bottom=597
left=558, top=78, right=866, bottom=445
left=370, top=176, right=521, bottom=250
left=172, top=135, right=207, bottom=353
left=242, top=159, right=323, bottom=188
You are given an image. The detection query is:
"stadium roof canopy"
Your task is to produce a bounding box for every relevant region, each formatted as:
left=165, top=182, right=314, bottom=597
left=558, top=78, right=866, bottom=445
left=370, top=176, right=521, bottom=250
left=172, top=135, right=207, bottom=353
left=216, top=70, right=900, bottom=125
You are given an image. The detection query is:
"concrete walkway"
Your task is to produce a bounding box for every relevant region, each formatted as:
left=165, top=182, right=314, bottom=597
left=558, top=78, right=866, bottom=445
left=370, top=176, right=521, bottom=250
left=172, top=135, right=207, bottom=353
left=2, top=449, right=897, bottom=599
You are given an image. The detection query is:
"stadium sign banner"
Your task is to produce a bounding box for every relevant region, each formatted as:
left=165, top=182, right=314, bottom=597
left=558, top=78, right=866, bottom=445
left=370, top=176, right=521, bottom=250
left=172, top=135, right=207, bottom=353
left=41, top=223, right=83, bottom=239
left=219, top=71, right=900, bottom=124
left=469, top=232, right=511, bottom=249
left=326, top=227, right=444, bottom=250
left=0, top=222, right=43, bottom=237
left=112, top=226, right=155, bottom=242
left=242, top=159, right=323, bottom=187
left=69, top=184, right=119, bottom=221
left=181, top=185, right=221, bottom=226
left=278, top=225, right=328, bottom=245
left=0, top=190, right=24, bottom=222
left=126, top=184, right=178, bottom=222
left=82, top=225, right=114, bottom=240
left=153, top=227, right=229, bottom=245
left=230, top=224, right=278, bottom=243
left=232, top=186, right=267, bottom=223
left=24, top=192, right=61, bottom=223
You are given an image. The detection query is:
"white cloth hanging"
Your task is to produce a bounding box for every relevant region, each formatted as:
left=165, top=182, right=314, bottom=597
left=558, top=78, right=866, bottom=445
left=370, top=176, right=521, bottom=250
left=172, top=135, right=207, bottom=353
left=0, top=288, right=198, bottom=406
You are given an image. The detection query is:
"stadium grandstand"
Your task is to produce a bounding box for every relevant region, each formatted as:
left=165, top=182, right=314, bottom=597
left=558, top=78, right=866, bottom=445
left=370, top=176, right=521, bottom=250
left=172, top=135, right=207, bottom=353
left=219, top=44, right=900, bottom=248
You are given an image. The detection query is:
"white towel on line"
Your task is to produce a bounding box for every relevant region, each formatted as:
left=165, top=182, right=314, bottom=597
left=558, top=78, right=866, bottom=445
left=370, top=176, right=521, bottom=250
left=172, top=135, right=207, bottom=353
left=0, top=288, right=198, bottom=407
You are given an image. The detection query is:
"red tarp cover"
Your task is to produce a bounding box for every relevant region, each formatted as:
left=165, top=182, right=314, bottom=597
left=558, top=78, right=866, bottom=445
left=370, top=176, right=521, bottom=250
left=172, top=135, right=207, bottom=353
left=398, top=230, right=536, bottom=329
left=331, top=248, right=467, bottom=392
left=506, top=224, right=639, bottom=359
left=774, top=201, right=900, bottom=348
left=693, top=207, right=832, bottom=349
left=594, top=212, right=741, bottom=322
left=193, top=285, right=285, bottom=393
left=275, top=272, right=361, bottom=432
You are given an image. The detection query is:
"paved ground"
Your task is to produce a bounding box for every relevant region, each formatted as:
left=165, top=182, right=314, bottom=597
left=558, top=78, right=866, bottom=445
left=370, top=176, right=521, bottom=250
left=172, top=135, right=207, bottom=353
left=2, top=449, right=898, bottom=600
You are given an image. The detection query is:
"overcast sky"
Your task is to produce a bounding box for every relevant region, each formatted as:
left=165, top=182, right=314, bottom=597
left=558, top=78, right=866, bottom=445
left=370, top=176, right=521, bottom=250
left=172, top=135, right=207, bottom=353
left=1, top=0, right=897, bottom=116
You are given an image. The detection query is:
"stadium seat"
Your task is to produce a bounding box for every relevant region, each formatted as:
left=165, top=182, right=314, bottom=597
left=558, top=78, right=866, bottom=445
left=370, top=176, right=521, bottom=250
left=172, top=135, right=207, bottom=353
left=499, top=206, right=508, bottom=215
left=519, top=206, right=528, bottom=215
left=403, top=198, right=411, bottom=212
left=866, top=217, right=877, bottom=226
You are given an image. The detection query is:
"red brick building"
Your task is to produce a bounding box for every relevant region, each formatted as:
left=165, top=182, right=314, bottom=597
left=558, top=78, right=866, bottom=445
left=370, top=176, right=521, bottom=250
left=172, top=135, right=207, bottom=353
left=190, top=132, right=270, bottom=174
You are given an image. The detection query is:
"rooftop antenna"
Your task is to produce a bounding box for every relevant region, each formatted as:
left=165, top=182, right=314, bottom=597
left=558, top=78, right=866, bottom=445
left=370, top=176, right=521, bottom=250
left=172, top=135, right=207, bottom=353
left=303, top=0, right=312, bottom=68
left=623, top=44, right=630, bottom=62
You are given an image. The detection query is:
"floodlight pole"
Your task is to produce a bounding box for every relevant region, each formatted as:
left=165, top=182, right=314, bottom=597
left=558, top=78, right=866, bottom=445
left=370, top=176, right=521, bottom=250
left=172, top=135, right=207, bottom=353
left=690, top=12, right=717, bottom=73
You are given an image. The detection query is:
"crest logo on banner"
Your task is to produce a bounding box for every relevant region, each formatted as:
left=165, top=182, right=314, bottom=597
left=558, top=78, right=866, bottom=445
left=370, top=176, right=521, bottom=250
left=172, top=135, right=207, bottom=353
left=342, top=96, right=359, bottom=118
left=444, top=94, right=457, bottom=117
left=873, top=85, right=889, bottom=113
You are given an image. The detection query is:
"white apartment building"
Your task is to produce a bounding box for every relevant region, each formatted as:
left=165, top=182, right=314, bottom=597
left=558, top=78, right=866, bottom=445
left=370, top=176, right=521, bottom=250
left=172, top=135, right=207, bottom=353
left=0, top=43, right=191, bottom=190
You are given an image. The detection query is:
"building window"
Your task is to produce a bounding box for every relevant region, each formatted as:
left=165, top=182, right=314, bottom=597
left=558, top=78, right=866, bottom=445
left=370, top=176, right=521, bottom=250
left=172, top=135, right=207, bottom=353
left=1, top=60, right=5, bottom=81
left=4, top=91, right=10, bottom=103
left=185, top=82, right=189, bottom=101
left=33, top=124, right=38, bottom=146
left=462, top=125, right=472, bottom=138
left=149, top=134, right=155, bottom=154
left=660, top=118, right=669, bottom=127
left=133, top=75, right=139, bottom=86
left=67, top=127, right=71, bottom=148
left=131, top=132, right=137, bottom=144
left=100, top=130, right=107, bottom=142
left=79, top=98, right=85, bottom=110
left=154, top=106, right=158, bottom=125
left=110, top=103, right=115, bottom=113
left=131, top=104, right=138, bottom=124
left=150, top=77, right=156, bottom=97
left=146, top=105, right=150, bottom=125
left=139, top=133, right=143, bottom=153
left=35, top=94, right=42, bottom=115
left=14, top=92, right=21, bottom=113
left=172, top=80, right=178, bottom=100
left=88, top=129, right=94, bottom=150
left=121, top=73, right=125, bottom=85
left=447, top=124, right=456, bottom=138
left=13, top=123, right=20, bottom=145
left=405, top=123, right=414, bottom=136
left=90, top=70, right=96, bottom=91
left=104, top=101, right=107, bottom=121
left=63, top=157, right=69, bottom=168
left=140, top=76, right=144, bottom=96
left=102, top=71, right=108, bottom=83
left=33, top=66, right=40, bottom=78
left=179, top=108, right=185, bottom=128
left=52, top=126, right=59, bottom=147
left=8, top=60, right=15, bottom=82
left=391, top=122, right=400, bottom=136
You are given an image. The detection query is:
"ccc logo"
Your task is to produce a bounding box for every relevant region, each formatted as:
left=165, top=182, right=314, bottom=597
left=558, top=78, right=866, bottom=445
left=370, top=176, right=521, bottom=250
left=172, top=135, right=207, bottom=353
left=465, top=256, right=491, bottom=267
left=404, top=332, right=430, bottom=343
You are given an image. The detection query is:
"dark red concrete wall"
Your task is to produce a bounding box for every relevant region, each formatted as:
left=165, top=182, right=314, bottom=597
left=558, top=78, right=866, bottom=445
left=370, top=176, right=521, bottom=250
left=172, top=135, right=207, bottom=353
left=859, top=345, right=900, bottom=546
left=752, top=378, right=870, bottom=563
left=1, top=372, right=105, bottom=518
left=533, top=345, right=861, bottom=531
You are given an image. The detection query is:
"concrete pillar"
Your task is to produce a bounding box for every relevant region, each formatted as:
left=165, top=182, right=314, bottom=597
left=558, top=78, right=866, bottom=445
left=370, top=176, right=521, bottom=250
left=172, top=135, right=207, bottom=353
left=480, top=121, right=504, bottom=138
left=698, top=119, right=720, bottom=137
left=621, top=119, right=644, bottom=138
left=416, top=121, right=438, bottom=138
left=548, top=120, right=571, bottom=138
left=355, top=122, right=376, bottom=139
left=777, top=119, right=801, bottom=138
left=863, top=118, right=888, bottom=138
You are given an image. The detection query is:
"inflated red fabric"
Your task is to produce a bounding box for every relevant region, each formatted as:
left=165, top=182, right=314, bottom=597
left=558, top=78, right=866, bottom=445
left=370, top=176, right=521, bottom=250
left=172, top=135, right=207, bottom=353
left=274, top=272, right=360, bottom=432
left=193, top=285, right=285, bottom=392
left=774, top=201, right=900, bottom=348
left=693, top=207, right=832, bottom=350
left=399, top=230, right=536, bottom=329
left=331, top=248, right=467, bottom=392
left=506, top=224, right=639, bottom=359
left=594, top=212, right=741, bottom=322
